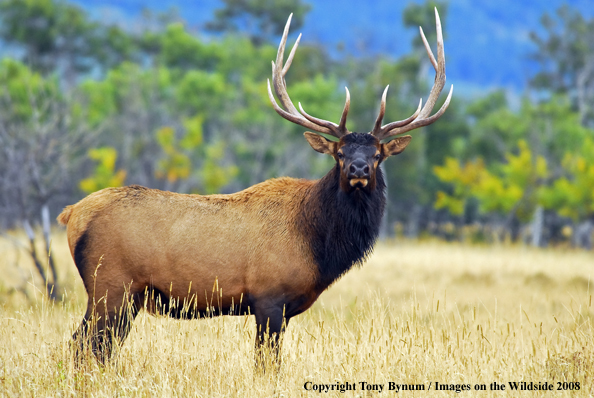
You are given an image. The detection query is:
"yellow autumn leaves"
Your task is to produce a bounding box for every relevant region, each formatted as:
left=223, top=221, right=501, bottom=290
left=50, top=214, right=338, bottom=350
left=435, top=138, right=594, bottom=221
left=80, top=114, right=237, bottom=195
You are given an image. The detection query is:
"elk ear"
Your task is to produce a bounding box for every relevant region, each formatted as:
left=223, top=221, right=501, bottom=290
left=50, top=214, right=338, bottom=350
left=382, top=136, right=412, bottom=158
left=304, top=132, right=336, bottom=155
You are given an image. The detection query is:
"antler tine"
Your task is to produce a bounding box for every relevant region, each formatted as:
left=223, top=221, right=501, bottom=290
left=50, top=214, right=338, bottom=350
left=267, top=80, right=332, bottom=135
left=297, top=87, right=351, bottom=135
left=385, top=87, right=452, bottom=137
left=379, top=98, right=424, bottom=133
left=372, top=8, right=453, bottom=141
left=337, top=87, right=350, bottom=132
left=267, top=14, right=350, bottom=138
left=282, top=33, right=300, bottom=77
left=272, top=14, right=299, bottom=115
left=419, top=26, right=438, bottom=71
left=298, top=102, right=339, bottom=131
left=417, top=8, right=445, bottom=119
left=371, top=85, right=389, bottom=135
left=370, top=89, right=423, bottom=137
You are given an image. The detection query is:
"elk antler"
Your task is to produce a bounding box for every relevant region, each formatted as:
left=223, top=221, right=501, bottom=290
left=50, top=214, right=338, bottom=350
left=371, top=8, right=453, bottom=141
left=267, top=14, right=351, bottom=139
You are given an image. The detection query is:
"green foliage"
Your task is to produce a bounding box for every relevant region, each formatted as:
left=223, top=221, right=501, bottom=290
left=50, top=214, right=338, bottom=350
left=403, top=0, right=448, bottom=48
left=0, top=0, right=90, bottom=72
left=474, top=140, right=548, bottom=220
left=153, top=115, right=238, bottom=194
left=435, top=141, right=548, bottom=221
left=206, top=0, right=311, bottom=45
left=79, top=147, right=126, bottom=194
left=77, top=79, right=116, bottom=128
left=540, top=137, right=594, bottom=220
left=465, top=94, right=529, bottom=164
left=154, top=115, right=204, bottom=184
left=530, top=5, right=594, bottom=126
left=0, top=0, right=140, bottom=77
left=215, top=35, right=274, bottom=81
left=176, top=70, right=228, bottom=116
left=466, top=94, right=587, bottom=167
left=155, top=126, right=192, bottom=183
left=200, top=142, right=239, bottom=194
left=94, top=24, right=141, bottom=69
left=434, top=158, right=485, bottom=215
left=0, top=59, right=59, bottom=120
left=80, top=62, right=173, bottom=126
left=159, top=23, right=221, bottom=71
left=466, top=90, right=507, bottom=120
left=436, top=87, right=594, bottom=227
left=286, top=75, right=343, bottom=133
left=180, top=115, right=204, bottom=149
left=533, top=96, right=591, bottom=162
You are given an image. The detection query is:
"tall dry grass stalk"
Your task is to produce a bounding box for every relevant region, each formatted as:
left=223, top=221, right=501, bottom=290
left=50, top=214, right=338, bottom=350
left=0, top=233, right=593, bottom=396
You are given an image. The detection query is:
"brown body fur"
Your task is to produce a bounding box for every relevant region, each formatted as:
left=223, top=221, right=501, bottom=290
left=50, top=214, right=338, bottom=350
left=60, top=179, right=322, bottom=315
left=60, top=178, right=327, bottom=363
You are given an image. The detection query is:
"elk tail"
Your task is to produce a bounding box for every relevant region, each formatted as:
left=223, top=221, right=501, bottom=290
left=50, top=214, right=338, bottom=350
left=57, top=205, right=74, bottom=226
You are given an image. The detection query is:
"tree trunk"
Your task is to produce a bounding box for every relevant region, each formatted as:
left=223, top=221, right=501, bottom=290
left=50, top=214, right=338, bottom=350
left=531, top=205, right=544, bottom=247
left=41, top=204, right=59, bottom=299
left=23, top=218, right=50, bottom=297
left=572, top=220, right=594, bottom=250
left=405, top=204, right=423, bottom=239
left=22, top=212, right=59, bottom=300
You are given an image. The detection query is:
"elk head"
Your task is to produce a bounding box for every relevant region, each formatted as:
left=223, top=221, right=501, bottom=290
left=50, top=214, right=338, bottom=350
left=267, top=10, right=453, bottom=194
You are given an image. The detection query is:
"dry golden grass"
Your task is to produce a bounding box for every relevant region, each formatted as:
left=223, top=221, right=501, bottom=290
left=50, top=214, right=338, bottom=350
left=1, top=232, right=593, bottom=397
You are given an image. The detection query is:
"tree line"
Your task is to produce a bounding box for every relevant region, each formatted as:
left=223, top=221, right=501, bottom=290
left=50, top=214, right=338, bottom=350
left=0, top=0, right=593, bottom=266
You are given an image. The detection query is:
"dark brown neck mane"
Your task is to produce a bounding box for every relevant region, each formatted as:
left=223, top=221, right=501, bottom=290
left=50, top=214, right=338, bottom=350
left=298, top=163, right=386, bottom=290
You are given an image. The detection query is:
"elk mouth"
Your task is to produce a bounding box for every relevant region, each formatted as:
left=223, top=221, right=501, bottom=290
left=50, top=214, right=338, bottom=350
left=349, top=178, right=369, bottom=188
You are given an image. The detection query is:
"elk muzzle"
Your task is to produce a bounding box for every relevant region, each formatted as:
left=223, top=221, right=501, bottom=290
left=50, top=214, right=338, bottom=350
left=347, top=159, right=371, bottom=188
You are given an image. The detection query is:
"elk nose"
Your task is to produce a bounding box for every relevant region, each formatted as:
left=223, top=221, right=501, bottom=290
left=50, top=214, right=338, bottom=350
left=348, top=160, right=370, bottom=179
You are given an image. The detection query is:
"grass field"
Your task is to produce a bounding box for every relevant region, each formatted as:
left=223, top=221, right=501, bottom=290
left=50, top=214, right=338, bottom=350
left=0, top=231, right=593, bottom=397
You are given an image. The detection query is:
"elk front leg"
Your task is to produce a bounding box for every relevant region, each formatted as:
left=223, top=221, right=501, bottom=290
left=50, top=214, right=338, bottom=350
left=253, top=302, right=289, bottom=374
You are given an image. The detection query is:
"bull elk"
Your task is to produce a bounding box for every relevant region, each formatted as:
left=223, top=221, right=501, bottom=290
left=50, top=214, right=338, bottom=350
left=58, top=10, right=452, bottom=366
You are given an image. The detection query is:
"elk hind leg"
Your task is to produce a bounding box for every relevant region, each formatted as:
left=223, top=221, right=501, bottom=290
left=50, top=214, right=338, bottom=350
left=73, top=291, right=138, bottom=364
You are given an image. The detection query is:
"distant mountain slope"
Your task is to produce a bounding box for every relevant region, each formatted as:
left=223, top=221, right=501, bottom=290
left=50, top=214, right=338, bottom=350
left=70, top=0, right=594, bottom=95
